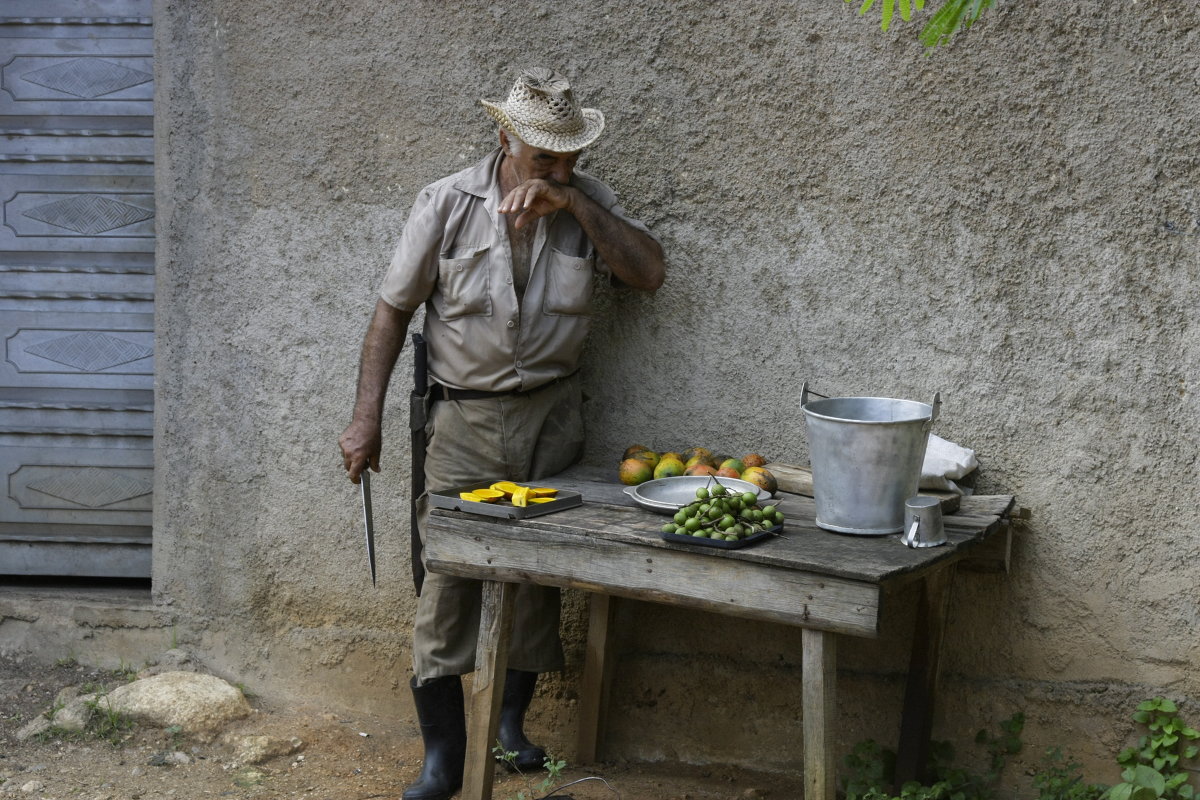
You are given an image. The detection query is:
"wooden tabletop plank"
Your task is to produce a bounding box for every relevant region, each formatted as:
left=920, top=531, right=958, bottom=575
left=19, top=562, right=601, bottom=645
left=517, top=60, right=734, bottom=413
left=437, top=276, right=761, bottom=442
left=427, top=464, right=1014, bottom=585
left=424, top=512, right=884, bottom=636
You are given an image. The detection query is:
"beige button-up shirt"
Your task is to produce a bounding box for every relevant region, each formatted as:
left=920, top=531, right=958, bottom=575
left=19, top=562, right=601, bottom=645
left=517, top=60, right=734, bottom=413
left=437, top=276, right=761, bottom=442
left=380, top=148, right=657, bottom=392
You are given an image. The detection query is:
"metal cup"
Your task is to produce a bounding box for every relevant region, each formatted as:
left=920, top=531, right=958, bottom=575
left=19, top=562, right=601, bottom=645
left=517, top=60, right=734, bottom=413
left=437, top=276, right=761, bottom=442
left=901, top=496, right=946, bottom=548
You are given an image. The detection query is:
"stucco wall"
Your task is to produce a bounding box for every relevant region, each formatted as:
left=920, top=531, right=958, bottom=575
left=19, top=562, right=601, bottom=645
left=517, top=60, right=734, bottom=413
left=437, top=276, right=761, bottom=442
left=153, top=0, right=1200, bottom=789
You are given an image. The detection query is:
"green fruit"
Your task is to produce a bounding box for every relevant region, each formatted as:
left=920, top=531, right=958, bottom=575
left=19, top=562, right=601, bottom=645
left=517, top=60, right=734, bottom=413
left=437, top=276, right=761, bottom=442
left=720, top=457, right=746, bottom=475
left=654, top=457, right=685, bottom=480
left=618, top=458, right=653, bottom=486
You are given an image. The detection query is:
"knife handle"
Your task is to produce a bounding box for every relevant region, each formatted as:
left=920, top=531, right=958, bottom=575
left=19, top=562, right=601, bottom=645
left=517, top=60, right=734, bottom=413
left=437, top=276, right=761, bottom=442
left=412, top=333, right=428, bottom=395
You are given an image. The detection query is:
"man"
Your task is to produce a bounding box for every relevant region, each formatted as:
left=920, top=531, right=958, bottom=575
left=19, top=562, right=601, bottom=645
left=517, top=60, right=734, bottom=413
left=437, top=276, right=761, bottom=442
left=339, top=68, right=664, bottom=800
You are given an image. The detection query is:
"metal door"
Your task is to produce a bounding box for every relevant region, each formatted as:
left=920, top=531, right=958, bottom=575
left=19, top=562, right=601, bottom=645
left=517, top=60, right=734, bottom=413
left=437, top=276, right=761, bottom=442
left=0, top=2, right=154, bottom=577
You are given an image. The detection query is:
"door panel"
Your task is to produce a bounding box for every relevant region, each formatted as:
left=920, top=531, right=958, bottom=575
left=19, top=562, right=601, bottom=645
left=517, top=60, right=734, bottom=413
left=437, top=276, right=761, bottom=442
left=0, top=1, right=153, bottom=577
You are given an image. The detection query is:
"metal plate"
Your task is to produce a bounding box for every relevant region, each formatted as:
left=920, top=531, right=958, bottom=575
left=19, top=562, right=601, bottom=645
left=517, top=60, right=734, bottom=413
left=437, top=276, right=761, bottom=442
left=623, top=476, right=773, bottom=515
left=429, top=482, right=583, bottom=520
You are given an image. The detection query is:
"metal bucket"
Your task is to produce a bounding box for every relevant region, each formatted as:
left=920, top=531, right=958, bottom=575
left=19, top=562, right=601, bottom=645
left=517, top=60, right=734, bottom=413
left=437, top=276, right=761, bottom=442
left=801, top=383, right=940, bottom=535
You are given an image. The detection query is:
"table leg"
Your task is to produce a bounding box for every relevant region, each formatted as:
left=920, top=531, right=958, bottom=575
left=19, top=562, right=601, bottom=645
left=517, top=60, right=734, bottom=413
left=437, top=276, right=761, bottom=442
left=803, top=627, right=838, bottom=800
left=895, top=563, right=957, bottom=787
left=577, top=592, right=616, bottom=763
left=462, top=580, right=517, bottom=800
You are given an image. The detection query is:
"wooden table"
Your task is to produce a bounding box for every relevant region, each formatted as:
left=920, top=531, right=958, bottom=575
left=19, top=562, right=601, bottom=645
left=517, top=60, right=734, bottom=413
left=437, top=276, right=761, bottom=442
left=424, top=465, right=1015, bottom=800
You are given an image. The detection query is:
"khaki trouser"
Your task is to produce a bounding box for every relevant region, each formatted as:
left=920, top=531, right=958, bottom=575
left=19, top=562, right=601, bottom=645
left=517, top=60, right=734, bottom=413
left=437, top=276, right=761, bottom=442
left=411, top=374, right=584, bottom=680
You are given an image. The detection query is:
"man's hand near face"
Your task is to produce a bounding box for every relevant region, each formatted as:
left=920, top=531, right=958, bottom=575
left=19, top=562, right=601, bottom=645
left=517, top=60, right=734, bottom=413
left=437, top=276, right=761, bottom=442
left=498, top=178, right=574, bottom=230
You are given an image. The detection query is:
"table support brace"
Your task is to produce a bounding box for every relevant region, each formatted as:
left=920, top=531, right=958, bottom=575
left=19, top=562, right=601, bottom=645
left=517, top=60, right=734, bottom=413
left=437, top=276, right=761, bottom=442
left=463, top=580, right=517, bottom=800
left=577, top=592, right=617, bottom=763
left=895, top=563, right=958, bottom=787
left=803, top=628, right=838, bottom=800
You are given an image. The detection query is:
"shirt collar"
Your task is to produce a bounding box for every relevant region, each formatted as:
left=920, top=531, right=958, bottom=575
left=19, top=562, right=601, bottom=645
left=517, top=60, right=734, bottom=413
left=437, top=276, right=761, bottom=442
left=453, top=147, right=504, bottom=201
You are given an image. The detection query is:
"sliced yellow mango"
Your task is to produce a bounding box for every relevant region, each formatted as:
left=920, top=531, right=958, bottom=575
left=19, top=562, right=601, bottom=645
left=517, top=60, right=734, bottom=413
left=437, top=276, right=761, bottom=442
left=511, top=486, right=531, bottom=507
left=471, top=488, right=504, bottom=503
left=489, top=481, right=522, bottom=498
left=459, top=491, right=484, bottom=502
left=528, top=487, right=558, bottom=498
left=529, top=497, right=556, bottom=504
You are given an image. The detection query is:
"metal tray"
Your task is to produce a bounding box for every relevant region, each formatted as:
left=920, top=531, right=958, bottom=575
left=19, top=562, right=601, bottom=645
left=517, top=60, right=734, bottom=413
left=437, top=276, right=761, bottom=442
left=660, top=523, right=782, bottom=550
left=429, top=482, right=583, bottom=520
left=623, top=475, right=773, bottom=515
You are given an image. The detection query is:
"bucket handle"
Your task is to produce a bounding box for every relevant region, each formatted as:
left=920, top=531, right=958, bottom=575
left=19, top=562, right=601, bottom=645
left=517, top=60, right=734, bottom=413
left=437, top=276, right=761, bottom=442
left=800, top=382, right=830, bottom=408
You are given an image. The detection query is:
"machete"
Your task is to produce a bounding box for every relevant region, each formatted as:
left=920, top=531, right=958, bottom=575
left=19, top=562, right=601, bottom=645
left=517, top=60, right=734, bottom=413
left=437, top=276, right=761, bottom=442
left=409, top=332, right=429, bottom=595
left=360, top=469, right=376, bottom=586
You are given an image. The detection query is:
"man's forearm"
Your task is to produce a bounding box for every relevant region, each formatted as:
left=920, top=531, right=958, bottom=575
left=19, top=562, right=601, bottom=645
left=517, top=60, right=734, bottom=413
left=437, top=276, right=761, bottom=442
left=352, top=298, right=415, bottom=423
left=567, top=189, right=665, bottom=291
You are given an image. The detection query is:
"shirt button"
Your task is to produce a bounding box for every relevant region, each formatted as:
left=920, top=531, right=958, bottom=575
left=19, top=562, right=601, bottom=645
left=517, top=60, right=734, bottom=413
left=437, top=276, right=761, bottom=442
left=516, top=360, right=523, bottom=368
left=506, top=276, right=512, bottom=284
left=456, top=265, right=463, bottom=272
left=507, top=320, right=516, bottom=328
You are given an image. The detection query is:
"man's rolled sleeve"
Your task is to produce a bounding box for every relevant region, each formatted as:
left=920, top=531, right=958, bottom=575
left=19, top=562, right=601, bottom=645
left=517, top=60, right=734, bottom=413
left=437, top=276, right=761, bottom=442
left=380, top=189, right=443, bottom=311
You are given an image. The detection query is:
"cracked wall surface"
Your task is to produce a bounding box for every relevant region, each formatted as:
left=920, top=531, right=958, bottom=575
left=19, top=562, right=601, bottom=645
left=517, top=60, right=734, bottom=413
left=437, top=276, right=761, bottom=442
left=149, top=0, right=1200, bottom=788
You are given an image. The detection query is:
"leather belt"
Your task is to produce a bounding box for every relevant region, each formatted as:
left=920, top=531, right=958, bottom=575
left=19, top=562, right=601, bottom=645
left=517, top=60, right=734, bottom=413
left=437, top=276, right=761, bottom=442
left=430, top=371, right=577, bottom=402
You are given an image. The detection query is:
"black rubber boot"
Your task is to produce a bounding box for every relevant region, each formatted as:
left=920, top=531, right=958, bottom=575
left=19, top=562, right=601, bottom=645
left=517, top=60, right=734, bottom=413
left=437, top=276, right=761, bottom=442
left=497, top=669, right=547, bottom=772
left=403, top=675, right=466, bottom=800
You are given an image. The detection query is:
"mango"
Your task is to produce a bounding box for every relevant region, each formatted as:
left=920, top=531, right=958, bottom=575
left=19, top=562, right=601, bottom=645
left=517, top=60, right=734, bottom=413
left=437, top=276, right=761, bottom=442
left=623, top=443, right=651, bottom=460
left=619, top=458, right=653, bottom=485
left=684, top=462, right=718, bottom=477
left=719, top=457, right=746, bottom=475
left=741, top=453, right=767, bottom=469
left=630, top=449, right=660, bottom=469
left=489, top=481, right=521, bottom=498
left=740, top=466, right=778, bottom=495
left=653, top=456, right=685, bottom=479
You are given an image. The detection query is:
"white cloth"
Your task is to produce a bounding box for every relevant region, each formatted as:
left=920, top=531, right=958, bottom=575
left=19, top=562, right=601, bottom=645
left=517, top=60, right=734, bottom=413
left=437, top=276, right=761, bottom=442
left=920, top=433, right=979, bottom=494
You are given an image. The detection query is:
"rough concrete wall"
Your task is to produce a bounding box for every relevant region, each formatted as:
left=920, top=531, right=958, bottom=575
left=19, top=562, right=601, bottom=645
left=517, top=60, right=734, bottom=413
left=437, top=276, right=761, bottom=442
left=154, top=0, right=1200, bottom=789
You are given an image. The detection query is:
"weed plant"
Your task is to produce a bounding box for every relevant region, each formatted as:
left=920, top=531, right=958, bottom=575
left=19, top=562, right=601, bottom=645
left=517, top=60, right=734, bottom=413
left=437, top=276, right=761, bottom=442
left=841, top=699, right=1199, bottom=800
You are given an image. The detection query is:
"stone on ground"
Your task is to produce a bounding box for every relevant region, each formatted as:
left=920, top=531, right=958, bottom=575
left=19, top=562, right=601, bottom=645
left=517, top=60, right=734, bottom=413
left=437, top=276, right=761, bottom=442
left=102, top=671, right=251, bottom=741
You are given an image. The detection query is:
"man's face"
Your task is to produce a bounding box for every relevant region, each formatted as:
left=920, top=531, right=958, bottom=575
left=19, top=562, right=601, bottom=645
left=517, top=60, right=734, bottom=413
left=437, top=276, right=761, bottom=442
left=502, top=132, right=580, bottom=186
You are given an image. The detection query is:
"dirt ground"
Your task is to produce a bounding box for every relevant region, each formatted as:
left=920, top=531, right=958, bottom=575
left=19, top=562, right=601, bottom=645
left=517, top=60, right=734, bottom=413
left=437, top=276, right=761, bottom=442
left=0, top=654, right=799, bottom=800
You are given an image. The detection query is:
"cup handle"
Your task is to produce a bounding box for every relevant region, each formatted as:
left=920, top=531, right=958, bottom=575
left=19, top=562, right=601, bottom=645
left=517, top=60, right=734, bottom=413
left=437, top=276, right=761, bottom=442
left=903, top=517, right=920, bottom=547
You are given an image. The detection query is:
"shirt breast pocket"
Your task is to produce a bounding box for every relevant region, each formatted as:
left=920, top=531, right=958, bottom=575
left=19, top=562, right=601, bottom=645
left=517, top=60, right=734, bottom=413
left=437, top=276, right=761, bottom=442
left=434, top=246, right=492, bottom=320
left=542, top=248, right=595, bottom=317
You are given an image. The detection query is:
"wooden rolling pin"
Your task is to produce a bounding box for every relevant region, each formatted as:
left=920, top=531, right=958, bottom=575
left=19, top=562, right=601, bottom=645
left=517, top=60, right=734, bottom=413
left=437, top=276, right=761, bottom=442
left=763, top=462, right=961, bottom=514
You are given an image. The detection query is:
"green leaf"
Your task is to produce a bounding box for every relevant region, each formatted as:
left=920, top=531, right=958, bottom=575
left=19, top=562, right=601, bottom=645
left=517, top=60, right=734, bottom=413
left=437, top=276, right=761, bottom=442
left=1183, top=727, right=1200, bottom=739
left=881, top=0, right=895, bottom=30
left=858, top=0, right=878, bottom=16
left=1131, top=765, right=1166, bottom=795
left=1135, top=712, right=1153, bottom=724
left=1109, top=783, right=1135, bottom=800
left=899, top=0, right=912, bottom=21
left=1159, top=699, right=1178, bottom=713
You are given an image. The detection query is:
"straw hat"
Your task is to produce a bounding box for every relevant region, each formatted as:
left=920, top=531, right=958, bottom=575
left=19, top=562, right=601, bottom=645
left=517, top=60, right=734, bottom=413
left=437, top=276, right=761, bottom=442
left=480, top=68, right=605, bottom=153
